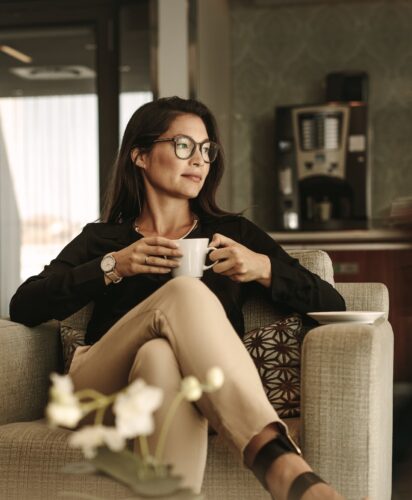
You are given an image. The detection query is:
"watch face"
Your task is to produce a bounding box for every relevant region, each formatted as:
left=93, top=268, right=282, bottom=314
left=101, top=254, right=116, bottom=272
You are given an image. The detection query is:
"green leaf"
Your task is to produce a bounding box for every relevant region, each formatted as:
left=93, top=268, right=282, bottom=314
left=129, top=475, right=183, bottom=497
left=57, top=448, right=204, bottom=499
left=89, top=448, right=201, bottom=498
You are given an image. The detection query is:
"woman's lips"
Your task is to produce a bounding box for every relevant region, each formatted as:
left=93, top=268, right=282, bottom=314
left=182, top=174, right=202, bottom=183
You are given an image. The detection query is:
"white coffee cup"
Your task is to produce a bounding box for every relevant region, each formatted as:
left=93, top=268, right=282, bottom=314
left=171, top=238, right=218, bottom=278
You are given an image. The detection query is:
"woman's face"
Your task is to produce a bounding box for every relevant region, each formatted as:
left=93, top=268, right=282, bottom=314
left=138, top=113, right=211, bottom=202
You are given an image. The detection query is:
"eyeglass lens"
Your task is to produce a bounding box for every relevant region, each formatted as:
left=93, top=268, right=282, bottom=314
left=174, top=135, right=218, bottom=163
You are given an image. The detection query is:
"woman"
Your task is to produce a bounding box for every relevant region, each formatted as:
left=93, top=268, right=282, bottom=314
left=10, top=97, right=345, bottom=499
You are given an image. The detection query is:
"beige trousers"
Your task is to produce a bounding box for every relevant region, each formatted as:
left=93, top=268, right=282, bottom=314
left=69, top=276, right=282, bottom=493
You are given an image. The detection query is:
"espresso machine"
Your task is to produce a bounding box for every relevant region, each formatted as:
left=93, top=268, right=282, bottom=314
left=274, top=102, right=369, bottom=230
left=274, top=72, right=369, bottom=231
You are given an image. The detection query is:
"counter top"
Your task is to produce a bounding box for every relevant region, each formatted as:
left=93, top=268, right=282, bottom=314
left=268, top=227, right=412, bottom=250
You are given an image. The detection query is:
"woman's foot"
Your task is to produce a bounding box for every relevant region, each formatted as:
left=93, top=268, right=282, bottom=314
left=265, top=452, right=343, bottom=500
left=244, top=423, right=344, bottom=500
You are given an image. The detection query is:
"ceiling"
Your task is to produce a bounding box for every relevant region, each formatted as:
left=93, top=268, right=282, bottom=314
left=0, top=2, right=151, bottom=98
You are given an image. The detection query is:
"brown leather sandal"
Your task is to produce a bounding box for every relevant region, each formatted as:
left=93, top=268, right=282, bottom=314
left=251, top=432, right=327, bottom=500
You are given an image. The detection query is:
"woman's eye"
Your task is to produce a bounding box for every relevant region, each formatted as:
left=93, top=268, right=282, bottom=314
left=176, top=142, right=189, bottom=149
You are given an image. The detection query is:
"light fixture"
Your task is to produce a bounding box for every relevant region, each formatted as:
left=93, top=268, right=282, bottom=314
left=0, top=45, right=32, bottom=63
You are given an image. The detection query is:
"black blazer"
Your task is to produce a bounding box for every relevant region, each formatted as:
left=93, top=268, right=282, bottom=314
left=9, top=215, right=345, bottom=344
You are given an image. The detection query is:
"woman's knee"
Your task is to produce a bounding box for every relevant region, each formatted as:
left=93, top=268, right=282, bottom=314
left=162, top=276, right=222, bottom=310
left=135, top=338, right=175, bottom=367
left=131, top=338, right=180, bottom=387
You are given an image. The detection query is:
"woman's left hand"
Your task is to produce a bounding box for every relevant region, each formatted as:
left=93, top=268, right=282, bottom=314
left=209, top=233, right=271, bottom=286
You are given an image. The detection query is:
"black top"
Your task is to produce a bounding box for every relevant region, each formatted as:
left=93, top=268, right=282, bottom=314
left=9, top=214, right=345, bottom=344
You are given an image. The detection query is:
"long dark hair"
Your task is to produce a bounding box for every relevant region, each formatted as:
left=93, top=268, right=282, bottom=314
left=101, top=96, right=232, bottom=223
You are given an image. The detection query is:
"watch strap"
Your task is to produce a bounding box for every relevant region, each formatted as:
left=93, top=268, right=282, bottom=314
left=105, top=269, right=122, bottom=283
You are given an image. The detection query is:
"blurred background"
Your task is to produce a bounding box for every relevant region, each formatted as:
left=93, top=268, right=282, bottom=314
left=0, top=1, right=411, bottom=496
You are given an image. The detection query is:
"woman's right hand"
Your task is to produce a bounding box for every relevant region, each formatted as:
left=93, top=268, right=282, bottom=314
left=112, top=237, right=183, bottom=277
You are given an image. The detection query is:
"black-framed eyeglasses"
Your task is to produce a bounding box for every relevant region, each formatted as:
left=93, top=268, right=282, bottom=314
left=153, top=134, right=219, bottom=163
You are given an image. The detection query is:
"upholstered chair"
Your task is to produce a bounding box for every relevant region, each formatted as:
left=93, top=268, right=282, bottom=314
left=0, top=249, right=393, bottom=500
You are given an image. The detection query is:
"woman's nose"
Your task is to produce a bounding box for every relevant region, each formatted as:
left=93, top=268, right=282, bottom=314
left=191, top=145, right=204, bottom=166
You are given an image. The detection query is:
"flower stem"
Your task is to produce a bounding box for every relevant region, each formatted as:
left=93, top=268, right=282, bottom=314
left=80, top=394, right=117, bottom=419
left=139, top=435, right=150, bottom=462
left=94, top=405, right=106, bottom=426
left=74, top=388, right=105, bottom=401
left=154, top=392, right=185, bottom=462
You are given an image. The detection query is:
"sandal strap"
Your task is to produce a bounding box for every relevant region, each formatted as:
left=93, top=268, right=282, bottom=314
left=251, top=432, right=301, bottom=489
left=287, top=471, right=326, bottom=500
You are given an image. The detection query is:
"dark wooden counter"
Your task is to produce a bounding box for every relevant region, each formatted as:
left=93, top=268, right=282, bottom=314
left=269, top=228, right=412, bottom=382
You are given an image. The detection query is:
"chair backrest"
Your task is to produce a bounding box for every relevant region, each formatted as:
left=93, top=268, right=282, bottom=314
left=243, top=249, right=334, bottom=332
left=287, top=249, right=335, bottom=286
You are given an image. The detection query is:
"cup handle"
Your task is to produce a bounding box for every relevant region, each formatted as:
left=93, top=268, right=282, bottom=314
left=203, top=246, right=218, bottom=270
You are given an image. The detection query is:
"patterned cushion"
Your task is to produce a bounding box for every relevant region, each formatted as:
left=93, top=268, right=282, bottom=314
left=60, top=304, right=93, bottom=373
left=242, top=315, right=309, bottom=418
left=60, top=325, right=85, bottom=373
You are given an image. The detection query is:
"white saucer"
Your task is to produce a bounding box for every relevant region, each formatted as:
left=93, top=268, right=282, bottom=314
left=307, top=311, right=385, bottom=325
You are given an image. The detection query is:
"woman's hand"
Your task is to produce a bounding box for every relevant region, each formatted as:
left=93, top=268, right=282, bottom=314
left=112, top=237, right=183, bottom=277
left=209, top=233, right=272, bottom=287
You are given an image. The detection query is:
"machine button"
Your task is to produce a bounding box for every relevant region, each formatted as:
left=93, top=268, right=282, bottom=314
left=305, top=161, right=313, bottom=170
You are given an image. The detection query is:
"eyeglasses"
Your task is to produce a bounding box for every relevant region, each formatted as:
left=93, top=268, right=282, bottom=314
left=153, top=134, right=219, bottom=163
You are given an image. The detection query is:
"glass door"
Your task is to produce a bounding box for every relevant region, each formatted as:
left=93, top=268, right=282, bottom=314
left=0, top=23, right=100, bottom=315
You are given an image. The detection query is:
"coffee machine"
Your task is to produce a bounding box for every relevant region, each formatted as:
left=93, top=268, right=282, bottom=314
left=274, top=101, right=369, bottom=231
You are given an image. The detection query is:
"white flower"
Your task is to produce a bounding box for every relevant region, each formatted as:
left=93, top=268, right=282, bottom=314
left=113, top=379, right=163, bottom=439
left=46, top=373, right=82, bottom=428
left=68, top=425, right=126, bottom=459
left=46, top=402, right=83, bottom=429
left=206, top=367, right=225, bottom=390
left=49, top=373, right=74, bottom=400
left=181, top=376, right=202, bottom=401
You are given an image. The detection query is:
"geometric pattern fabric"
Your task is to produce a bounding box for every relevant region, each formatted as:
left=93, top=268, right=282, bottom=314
left=60, top=325, right=85, bottom=373
left=243, top=315, right=309, bottom=418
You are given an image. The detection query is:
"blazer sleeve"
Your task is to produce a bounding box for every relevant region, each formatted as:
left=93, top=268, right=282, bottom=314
left=9, top=224, right=107, bottom=326
left=239, top=217, right=346, bottom=313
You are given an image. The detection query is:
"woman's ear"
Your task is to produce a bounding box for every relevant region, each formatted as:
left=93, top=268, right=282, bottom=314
left=130, top=148, right=146, bottom=169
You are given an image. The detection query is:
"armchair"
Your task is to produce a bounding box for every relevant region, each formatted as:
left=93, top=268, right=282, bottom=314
left=0, top=250, right=393, bottom=500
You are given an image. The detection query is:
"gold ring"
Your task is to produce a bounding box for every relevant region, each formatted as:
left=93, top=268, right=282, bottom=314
left=145, top=256, right=149, bottom=265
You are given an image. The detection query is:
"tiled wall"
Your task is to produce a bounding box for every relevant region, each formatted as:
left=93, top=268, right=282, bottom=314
left=230, top=0, right=412, bottom=229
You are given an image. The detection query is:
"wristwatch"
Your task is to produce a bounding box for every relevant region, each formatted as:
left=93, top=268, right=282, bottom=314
left=100, top=253, right=123, bottom=284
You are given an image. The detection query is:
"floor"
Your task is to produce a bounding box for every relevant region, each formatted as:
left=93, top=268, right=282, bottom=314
left=392, top=382, right=412, bottom=500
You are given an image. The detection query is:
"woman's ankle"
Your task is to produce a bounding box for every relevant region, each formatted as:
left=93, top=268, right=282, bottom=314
left=243, top=422, right=282, bottom=468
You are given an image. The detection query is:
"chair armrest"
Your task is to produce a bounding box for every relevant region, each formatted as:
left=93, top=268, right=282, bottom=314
left=0, top=319, right=61, bottom=424
left=301, top=319, right=393, bottom=500
left=335, top=282, right=389, bottom=317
